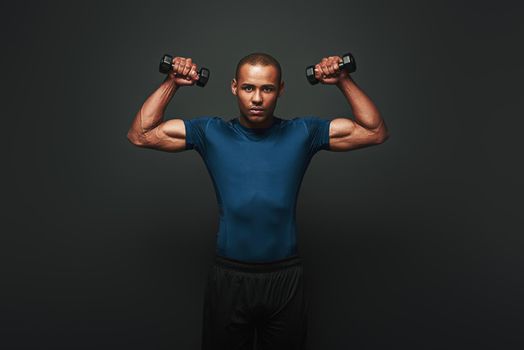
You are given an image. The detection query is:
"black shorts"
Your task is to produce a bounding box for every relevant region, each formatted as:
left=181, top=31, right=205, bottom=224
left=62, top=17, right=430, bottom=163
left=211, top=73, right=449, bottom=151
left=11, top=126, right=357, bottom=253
left=201, top=254, right=309, bottom=350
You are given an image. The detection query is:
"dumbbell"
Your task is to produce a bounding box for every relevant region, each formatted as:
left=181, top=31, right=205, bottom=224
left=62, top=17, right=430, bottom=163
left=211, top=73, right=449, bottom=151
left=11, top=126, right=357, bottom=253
left=305, top=52, right=356, bottom=85
left=159, top=54, right=210, bottom=87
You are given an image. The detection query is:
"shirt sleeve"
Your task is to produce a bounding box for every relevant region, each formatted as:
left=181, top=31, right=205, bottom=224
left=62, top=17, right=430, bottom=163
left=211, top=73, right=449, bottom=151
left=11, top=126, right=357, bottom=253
left=302, top=116, right=332, bottom=155
left=182, top=116, right=213, bottom=155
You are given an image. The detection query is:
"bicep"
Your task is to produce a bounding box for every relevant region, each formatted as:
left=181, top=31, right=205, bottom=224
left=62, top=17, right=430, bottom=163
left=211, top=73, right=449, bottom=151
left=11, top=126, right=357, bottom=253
left=139, top=118, right=188, bottom=153
left=328, top=117, right=385, bottom=152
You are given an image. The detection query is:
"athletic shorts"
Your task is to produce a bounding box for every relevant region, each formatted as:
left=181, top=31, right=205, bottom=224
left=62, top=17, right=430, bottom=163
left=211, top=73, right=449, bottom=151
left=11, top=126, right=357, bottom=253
left=201, top=254, right=309, bottom=350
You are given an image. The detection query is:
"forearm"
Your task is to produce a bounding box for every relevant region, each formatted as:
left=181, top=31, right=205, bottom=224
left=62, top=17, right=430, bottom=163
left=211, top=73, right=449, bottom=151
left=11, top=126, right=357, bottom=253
left=127, top=76, right=179, bottom=140
left=336, top=76, right=383, bottom=130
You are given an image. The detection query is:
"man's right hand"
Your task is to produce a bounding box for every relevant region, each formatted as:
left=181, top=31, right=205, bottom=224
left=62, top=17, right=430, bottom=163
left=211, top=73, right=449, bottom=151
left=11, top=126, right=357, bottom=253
left=168, top=56, right=200, bottom=87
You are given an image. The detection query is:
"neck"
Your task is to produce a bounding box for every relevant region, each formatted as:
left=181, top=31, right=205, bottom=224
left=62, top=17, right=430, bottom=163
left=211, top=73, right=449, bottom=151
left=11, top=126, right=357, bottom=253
left=239, top=114, right=275, bottom=129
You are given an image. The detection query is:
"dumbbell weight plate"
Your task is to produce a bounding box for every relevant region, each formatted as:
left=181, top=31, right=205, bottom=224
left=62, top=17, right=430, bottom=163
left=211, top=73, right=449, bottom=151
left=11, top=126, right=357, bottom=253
left=340, top=52, right=356, bottom=73
left=159, top=54, right=173, bottom=74
left=195, top=68, right=210, bottom=87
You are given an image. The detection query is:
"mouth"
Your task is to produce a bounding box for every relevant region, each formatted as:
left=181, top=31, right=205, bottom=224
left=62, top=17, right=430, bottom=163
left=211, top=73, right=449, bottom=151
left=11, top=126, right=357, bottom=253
left=250, top=108, right=264, bottom=114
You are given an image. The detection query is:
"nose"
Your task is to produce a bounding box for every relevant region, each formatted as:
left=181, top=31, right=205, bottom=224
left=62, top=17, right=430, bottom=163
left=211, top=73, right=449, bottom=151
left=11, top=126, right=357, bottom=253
left=251, top=89, right=262, bottom=104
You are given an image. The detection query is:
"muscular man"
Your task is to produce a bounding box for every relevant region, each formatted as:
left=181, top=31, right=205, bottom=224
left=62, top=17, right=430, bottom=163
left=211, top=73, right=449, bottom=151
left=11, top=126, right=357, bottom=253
left=127, top=52, right=388, bottom=350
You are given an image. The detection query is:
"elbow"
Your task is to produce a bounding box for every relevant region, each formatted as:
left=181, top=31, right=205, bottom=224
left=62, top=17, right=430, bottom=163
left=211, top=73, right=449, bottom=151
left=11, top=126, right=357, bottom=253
left=369, top=127, right=389, bottom=145
left=374, top=120, right=389, bottom=144
left=126, top=130, right=144, bottom=146
left=377, top=130, right=390, bottom=144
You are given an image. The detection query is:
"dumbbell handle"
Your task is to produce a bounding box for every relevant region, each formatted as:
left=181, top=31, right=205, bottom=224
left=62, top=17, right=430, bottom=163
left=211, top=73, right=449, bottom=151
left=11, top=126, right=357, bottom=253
left=159, top=54, right=210, bottom=87
left=306, top=52, right=356, bottom=85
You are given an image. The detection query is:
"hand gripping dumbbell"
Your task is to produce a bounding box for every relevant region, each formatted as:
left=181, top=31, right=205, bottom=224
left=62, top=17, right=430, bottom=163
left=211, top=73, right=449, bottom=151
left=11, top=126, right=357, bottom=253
left=305, top=52, right=357, bottom=85
left=159, top=54, right=210, bottom=87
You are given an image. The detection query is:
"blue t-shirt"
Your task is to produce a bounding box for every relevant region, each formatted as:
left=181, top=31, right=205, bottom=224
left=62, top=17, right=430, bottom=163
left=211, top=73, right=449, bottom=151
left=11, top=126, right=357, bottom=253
left=183, top=116, right=331, bottom=262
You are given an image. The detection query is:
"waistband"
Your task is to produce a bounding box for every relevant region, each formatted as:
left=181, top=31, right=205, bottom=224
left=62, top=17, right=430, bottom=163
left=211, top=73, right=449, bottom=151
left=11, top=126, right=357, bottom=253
left=214, top=254, right=303, bottom=273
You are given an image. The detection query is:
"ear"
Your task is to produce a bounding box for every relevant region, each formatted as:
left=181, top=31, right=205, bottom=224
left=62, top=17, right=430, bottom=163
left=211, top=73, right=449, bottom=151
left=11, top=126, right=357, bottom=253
left=231, top=79, right=238, bottom=96
left=278, top=81, right=285, bottom=97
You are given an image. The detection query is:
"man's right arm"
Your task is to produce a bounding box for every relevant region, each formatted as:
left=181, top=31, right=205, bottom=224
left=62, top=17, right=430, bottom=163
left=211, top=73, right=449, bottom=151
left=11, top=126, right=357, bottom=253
left=126, top=75, right=187, bottom=152
left=126, top=56, right=199, bottom=153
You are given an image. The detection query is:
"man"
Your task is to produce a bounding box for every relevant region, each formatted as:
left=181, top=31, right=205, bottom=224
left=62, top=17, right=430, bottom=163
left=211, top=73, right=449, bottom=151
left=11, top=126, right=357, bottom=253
left=127, top=52, right=388, bottom=350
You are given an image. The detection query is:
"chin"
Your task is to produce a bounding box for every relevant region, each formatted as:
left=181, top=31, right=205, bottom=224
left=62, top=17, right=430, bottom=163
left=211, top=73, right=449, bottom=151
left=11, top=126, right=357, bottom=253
left=253, top=117, right=270, bottom=125
left=245, top=114, right=265, bottom=121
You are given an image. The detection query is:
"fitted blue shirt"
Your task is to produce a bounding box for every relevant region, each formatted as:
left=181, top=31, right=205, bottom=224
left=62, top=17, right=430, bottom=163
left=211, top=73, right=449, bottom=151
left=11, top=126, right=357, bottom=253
left=183, top=116, right=331, bottom=262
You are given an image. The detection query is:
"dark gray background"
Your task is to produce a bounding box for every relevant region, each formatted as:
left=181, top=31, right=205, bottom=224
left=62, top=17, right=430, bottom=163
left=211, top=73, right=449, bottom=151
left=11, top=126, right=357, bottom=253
left=2, top=0, right=523, bottom=349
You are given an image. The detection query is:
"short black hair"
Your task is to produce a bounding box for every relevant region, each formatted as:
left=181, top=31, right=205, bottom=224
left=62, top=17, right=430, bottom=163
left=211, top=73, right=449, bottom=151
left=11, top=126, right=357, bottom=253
left=235, top=52, right=282, bottom=84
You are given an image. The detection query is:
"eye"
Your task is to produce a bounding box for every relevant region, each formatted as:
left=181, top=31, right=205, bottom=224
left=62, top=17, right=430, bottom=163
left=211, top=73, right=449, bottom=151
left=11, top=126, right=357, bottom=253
left=242, top=86, right=274, bottom=92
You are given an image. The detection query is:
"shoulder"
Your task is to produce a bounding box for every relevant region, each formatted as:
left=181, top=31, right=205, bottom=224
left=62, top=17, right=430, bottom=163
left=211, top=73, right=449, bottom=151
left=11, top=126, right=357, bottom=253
left=183, top=116, right=224, bottom=130
left=291, top=116, right=332, bottom=132
left=299, top=115, right=331, bottom=124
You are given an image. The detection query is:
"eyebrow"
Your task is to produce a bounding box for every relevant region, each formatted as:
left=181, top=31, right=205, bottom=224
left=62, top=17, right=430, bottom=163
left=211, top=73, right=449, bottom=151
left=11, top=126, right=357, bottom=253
left=240, top=83, right=276, bottom=88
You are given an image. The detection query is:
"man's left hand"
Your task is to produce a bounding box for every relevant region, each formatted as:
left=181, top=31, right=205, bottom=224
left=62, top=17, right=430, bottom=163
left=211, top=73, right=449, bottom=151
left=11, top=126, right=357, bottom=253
left=314, top=56, right=350, bottom=85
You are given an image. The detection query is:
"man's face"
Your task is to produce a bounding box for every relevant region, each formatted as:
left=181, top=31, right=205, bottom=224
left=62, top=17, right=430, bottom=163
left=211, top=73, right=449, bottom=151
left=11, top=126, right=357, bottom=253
left=231, top=63, right=284, bottom=126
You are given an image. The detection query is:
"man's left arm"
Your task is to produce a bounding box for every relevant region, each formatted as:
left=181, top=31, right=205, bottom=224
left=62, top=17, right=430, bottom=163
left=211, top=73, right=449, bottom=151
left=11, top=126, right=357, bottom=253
left=314, top=56, right=389, bottom=151
left=330, top=76, right=389, bottom=151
